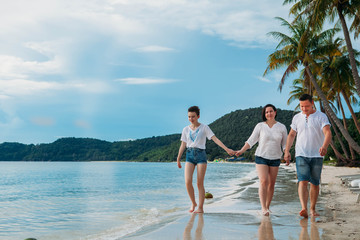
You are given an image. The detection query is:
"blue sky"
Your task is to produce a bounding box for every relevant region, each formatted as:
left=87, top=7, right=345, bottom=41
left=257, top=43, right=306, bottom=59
left=0, top=0, right=357, bottom=144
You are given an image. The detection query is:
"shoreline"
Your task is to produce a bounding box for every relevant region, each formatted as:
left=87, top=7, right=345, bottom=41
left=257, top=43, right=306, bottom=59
left=123, top=163, right=360, bottom=240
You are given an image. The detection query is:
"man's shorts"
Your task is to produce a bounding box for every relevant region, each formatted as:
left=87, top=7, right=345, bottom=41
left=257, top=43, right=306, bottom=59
left=296, top=156, right=323, bottom=185
left=255, top=156, right=281, bottom=167
left=186, top=148, right=207, bottom=165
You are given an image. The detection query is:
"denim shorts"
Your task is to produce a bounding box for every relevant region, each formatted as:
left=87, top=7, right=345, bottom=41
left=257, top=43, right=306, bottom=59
left=296, top=156, right=323, bottom=185
left=255, top=156, right=281, bottom=167
left=186, top=148, right=207, bottom=165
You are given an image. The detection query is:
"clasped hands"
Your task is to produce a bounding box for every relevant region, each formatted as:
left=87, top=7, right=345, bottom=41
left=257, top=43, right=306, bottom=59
left=226, top=149, right=243, bottom=157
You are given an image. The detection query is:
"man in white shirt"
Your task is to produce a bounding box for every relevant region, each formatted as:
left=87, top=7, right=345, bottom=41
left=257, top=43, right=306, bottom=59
left=284, top=94, right=332, bottom=218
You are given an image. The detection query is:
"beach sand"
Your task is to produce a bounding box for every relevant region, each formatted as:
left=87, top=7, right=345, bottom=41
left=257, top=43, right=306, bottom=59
left=317, top=165, right=360, bottom=240
left=124, top=164, right=360, bottom=240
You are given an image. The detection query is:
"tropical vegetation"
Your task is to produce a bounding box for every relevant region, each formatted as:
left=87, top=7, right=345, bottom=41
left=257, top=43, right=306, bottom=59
left=264, top=0, right=360, bottom=166
left=0, top=107, right=295, bottom=162
left=0, top=107, right=358, bottom=164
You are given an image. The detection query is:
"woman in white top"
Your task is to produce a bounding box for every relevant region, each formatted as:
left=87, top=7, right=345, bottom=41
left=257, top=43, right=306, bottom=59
left=177, top=106, right=234, bottom=213
left=235, top=104, right=288, bottom=216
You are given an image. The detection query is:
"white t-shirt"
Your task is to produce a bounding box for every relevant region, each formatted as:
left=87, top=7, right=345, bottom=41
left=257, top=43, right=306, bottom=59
left=180, top=123, right=215, bottom=149
left=246, top=122, right=288, bottom=160
left=290, top=111, right=330, bottom=158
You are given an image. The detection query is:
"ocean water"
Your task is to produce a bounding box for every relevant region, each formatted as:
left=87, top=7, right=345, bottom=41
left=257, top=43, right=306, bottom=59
left=0, top=162, right=258, bottom=240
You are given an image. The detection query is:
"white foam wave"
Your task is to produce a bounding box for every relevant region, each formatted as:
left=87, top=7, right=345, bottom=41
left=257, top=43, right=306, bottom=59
left=82, top=207, right=180, bottom=240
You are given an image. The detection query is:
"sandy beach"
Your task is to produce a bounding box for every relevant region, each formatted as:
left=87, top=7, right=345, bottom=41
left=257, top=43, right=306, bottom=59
left=317, top=165, right=360, bottom=240
left=123, top=164, right=360, bottom=240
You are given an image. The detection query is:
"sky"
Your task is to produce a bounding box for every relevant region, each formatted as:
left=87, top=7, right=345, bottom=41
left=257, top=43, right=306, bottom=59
left=0, top=0, right=357, bottom=144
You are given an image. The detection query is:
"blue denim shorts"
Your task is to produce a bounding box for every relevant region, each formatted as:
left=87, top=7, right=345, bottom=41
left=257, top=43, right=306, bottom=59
left=186, top=148, right=207, bottom=165
left=255, top=156, right=281, bottom=167
left=296, top=156, right=323, bottom=185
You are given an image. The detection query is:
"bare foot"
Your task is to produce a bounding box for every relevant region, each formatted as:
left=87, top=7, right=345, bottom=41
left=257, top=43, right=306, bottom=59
left=189, top=203, right=197, bottom=213
left=194, top=208, right=204, bottom=213
left=262, top=209, right=270, bottom=216
left=310, top=210, right=319, bottom=216
left=299, top=209, right=308, bottom=218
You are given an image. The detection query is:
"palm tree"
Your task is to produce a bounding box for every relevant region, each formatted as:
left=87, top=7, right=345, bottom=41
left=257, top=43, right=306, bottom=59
left=283, top=0, right=360, bottom=97
left=319, top=38, right=360, bottom=135
left=264, top=17, right=360, bottom=154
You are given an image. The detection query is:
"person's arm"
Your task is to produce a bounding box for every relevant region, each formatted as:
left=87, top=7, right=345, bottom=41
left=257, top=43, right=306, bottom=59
left=284, top=129, right=296, bottom=165
left=281, top=126, right=288, bottom=152
left=211, top=136, right=234, bottom=155
left=235, top=124, right=260, bottom=157
left=177, top=141, right=187, bottom=168
left=319, top=125, right=332, bottom=156
left=235, top=142, right=251, bottom=156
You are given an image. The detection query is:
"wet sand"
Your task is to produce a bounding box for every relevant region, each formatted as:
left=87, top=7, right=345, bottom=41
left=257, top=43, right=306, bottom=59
left=123, top=164, right=360, bottom=240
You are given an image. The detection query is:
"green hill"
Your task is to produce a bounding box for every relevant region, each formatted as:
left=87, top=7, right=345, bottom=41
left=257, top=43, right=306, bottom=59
left=0, top=107, right=296, bottom=162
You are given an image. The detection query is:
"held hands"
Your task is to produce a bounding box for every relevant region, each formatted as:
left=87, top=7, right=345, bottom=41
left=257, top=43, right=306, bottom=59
left=235, top=150, right=244, bottom=157
left=226, top=148, right=236, bottom=156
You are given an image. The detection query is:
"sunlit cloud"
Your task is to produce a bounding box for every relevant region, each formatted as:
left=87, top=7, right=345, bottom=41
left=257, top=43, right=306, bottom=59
left=257, top=76, right=271, bottom=83
left=0, top=55, right=63, bottom=79
left=0, top=79, right=111, bottom=98
left=116, top=77, right=177, bottom=85
left=135, top=45, right=176, bottom=52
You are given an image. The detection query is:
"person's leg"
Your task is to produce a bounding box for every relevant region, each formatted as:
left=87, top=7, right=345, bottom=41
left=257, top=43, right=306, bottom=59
left=296, top=156, right=311, bottom=218
left=194, top=163, right=207, bottom=213
left=309, top=158, right=323, bottom=216
left=266, top=166, right=279, bottom=210
left=309, top=184, right=320, bottom=216
left=256, top=163, right=270, bottom=215
left=185, top=162, right=197, bottom=212
left=298, top=181, right=309, bottom=218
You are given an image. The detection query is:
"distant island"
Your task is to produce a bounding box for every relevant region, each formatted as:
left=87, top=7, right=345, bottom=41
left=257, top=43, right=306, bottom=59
left=0, top=107, right=358, bottom=162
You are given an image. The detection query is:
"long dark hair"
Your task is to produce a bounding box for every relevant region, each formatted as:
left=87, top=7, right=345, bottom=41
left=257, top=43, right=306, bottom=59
left=262, top=104, right=277, bottom=121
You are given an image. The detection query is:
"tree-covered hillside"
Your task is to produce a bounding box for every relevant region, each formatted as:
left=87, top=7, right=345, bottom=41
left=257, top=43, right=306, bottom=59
left=0, top=107, right=297, bottom=162
left=2, top=106, right=358, bottom=163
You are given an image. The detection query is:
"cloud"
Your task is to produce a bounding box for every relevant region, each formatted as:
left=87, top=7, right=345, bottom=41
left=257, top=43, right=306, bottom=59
left=0, top=79, right=111, bottom=98
left=0, top=54, right=63, bottom=79
left=0, top=79, right=63, bottom=97
left=135, top=45, right=176, bottom=52
left=257, top=76, right=272, bottom=83
left=31, top=117, right=55, bottom=126
left=116, top=77, right=177, bottom=85
left=102, top=0, right=290, bottom=48
left=74, top=119, right=91, bottom=129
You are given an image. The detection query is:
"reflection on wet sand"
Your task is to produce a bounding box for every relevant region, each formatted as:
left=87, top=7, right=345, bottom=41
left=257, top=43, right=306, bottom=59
left=258, top=216, right=275, bottom=240
left=299, top=217, right=320, bottom=240
left=183, top=213, right=204, bottom=240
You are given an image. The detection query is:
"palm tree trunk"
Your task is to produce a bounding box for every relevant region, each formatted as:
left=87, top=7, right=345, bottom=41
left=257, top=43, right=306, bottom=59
left=341, top=90, right=360, bottom=134
left=337, top=95, right=348, bottom=129
left=338, top=95, right=356, bottom=159
left=305, top=66, right=360, bottom=154
left=329, top=141, right=347, bottom=163
left=337, top=6, right=360, bottom=97
left=324, top=106, right=350, bottom=160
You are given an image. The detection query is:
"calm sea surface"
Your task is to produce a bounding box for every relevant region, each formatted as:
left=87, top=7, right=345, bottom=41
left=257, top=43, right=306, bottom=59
left=0, top=162, right=257, bottom=240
